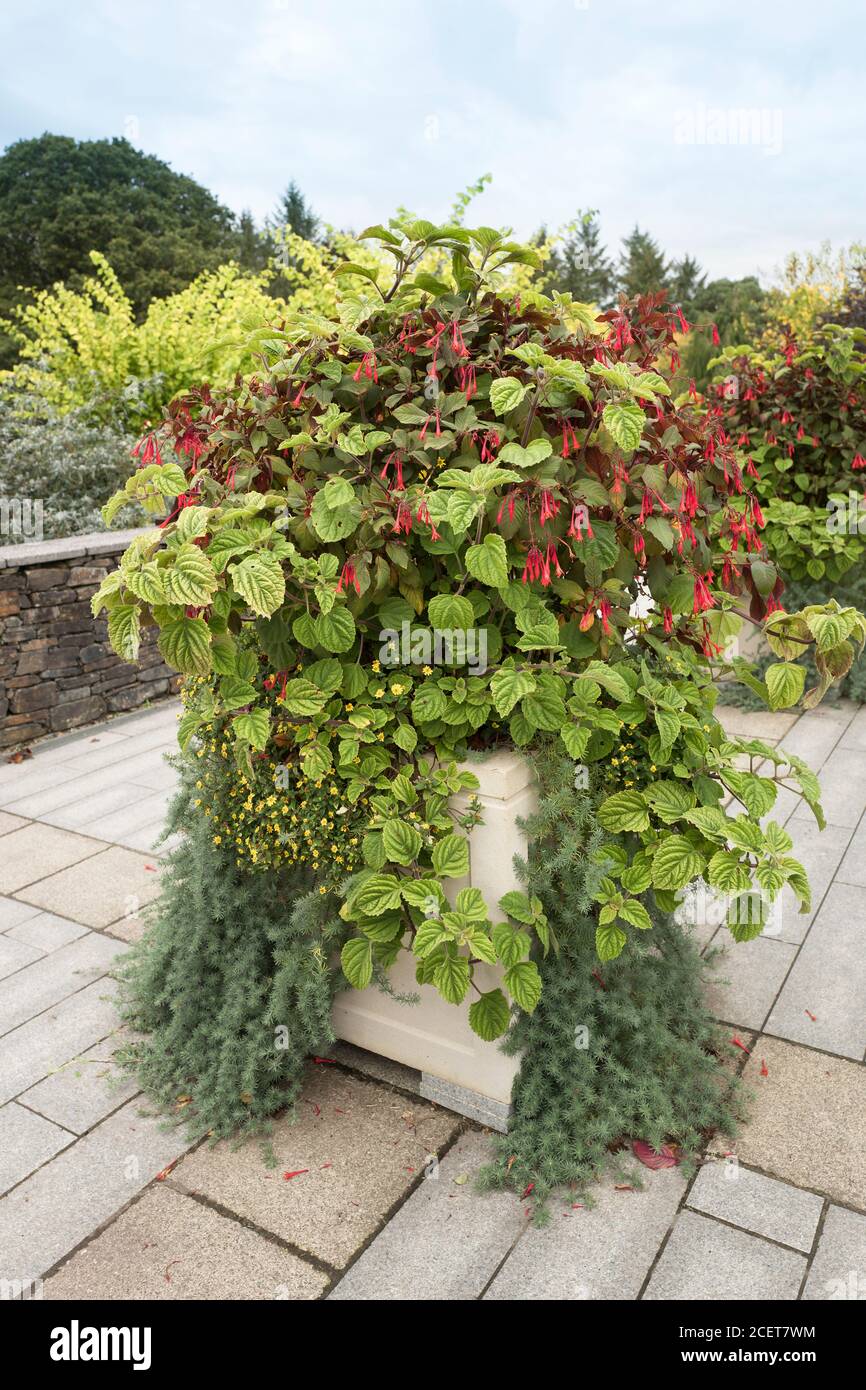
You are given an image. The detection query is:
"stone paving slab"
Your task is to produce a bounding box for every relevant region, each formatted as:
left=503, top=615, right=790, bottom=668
left=0, top=934, right=42, bottom=980
left=0, top=979, right=123, bottom=1107
left=329, top=1131, right=524, bottom=1300
left=21, top=1035, right=139, bottom=1134
left=791, top=745, right=866, bottom=829
left=36, top=783, right=157, bottom=833
left=57, top=726, right=177, bottom=774
left=5, top=911, right=89, bottom=953
left=0, top=763, right=82, bottom=804
left=802, top=1205, right=866, bottom=1300
left=0, top=932, right=126, bottom=1036
left=0, top=811, right=28, bottom=836
left=644, top=1209, right=806, bottom=1300
left=0, top=1097, right=195, bottom=1283
left=716, top=707, right=799, bottom=742
left=771, top=821, right=852, bottom=945
left=0, top=895, right=40, bottom=931
left=85, top=791, right=173, bottom=844
left=0, top=823, right=106, bottom=894
left=839, top=704, right=866, bottom=752
left=170, top=1067, right=462, bottom=1271
left=44, top=1186, right=328, bottom=1301
left=734, top=1039, right=866, bottom=1209
left=0, top=1101, right=72, bottom=1196
left=484, top=1168, right=687, bottom=1301
left=836, top=817, right=866, bottom=888
left=15, top=846, right=162, bottom=927
left=704, top=934, right=797, bottom=1031
left=764, top=881, right=866, bottom=1060
left=1, top=763, right=160, bottom=821
left=686, top=1160, right=823, bottom=1253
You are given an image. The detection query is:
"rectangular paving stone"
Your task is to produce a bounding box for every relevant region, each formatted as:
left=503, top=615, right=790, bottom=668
left=770, top=821, right=853, bottom=945
left=0, top=1102, right=72, bottom=1196
left=686, top=1161, right=822, bottom=1252
left=44, top=1186, right=328, bottom=1301
left=734, top=1039, right=866, bottom=1208
left=484, top=1167, right=687, bottom=1301
left=0, top=896, right=40, bottom=931
left=715, top=707, right=799, bottom=742
left=85, top=791, right=173, bottom=843
left=0, top=935, right=42, bottom=980
left=803, top=1206, right=866, bottom=1300
left=775, top=704, right=854, bottom=768
left=0, top=979, right=122, bottom=1106
left=836, top=816, right=866, bottom=888
left=764, top=881, right=866, bottom=1059
left=38, top=782, right=155, bottom=833
left=330, top=1131, right=523, bottom=1300
left=644, top=1209, right=805, bottom=1300
left=0, top=932, right=126, bottom=1037
left=2, top=761, right=157, bottom=820
left=0, top=763, right=81, bottom=804
left=0, top=811, right=28, bottom=836
left=838, top=703, right=866, bottom=752
left=0, top=1097, right=195, bottom=1283
left=5, top=912, right=89, bottom=953
left=791, top=746, right=866, bottom=829
left=171, top=1067, right=461, bottom=1270
left=0, top=824, right=105, bottom=894
left=704, top=934, right=797, bottom=1031
left=58, top=726, right=178, bottom=774
left=21, top=1035, right=140, bottom=1134
left=15, top=846, right=162, bottom=928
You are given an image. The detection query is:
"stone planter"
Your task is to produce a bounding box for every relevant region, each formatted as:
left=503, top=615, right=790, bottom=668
left=331, top=748, right=537, bottom=1131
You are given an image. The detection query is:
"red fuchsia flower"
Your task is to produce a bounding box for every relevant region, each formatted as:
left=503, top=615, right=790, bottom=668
left=633, top=531, right=646, bottom=564
left=392, top=501, right=413, bottom=535
left=750, top=496, right=765, bottom=528
left=561, top=422, right=581, bottom=458
left=458, top=362, right=477, bottom=401
left=852, top=453, right=866, bottom=471
left=567, top=504, right=593, bottom=541
left=765, top=594, right=785, bottom=615
left=611, top=460, right=630, bottom=496
left=688, top=378, right=698, bottom=401
left=539, top=489, right=560, bottom=526
left=787, top=441, right=795, bottom=457
left=639, top=489, right=654, bottom=525
left=480, top=430, right=500, bottom=463
left=711, top=323, right=720, bottom=347
left=521, top=546, right=546, bottom=585
left=797, top=424, right=805, bottom=440
left=175, top=425, right=205, bottom=461
left=721, top=556, right=741, bottom=590
left=132, top=432, right=162, bottom=468
left=608, top=314, right=635, bottom=353
left=680, top=480, right=699, bottom=518
left=419, top=411, right=441, bottom=441
left=692, top=572, right=715, bottom=615
left=780, top=410, right=793, bottom=425
left=701, top=619, right=723, bottom=659
left=812, top=435, right=819, bottom=446
left=737, top=432, right=750, bottom=446
left=225, top=463, right=238, bottom=491
left=676, top=307, right=691, bottom=334
left=496, top=492, right=518, bottom=526
left=745, top=457, right=760, bottom=480
left=398, top=313, right=418, bottom=351
left=415, top=499, right=441, bottom=541
left=380, top=451, right=405, bottom=490
left=599, top=598, right=613, bottom=635
left=784, top=343, right=798, bottom=367
left=450, top=318, right=469, bottom=357
left=766, top=431, right=777, bottom=446
left=424, top=320, right=447, bottom=377
left=663, top=606, right=673, bottom=635
left=353, top=352, right=378, bottom=383
left=743, top=387, right=756, bottom=401
left=544, top=540, right=563, bottom=580
left=292, top=381, right=307, bottom=407
left=669, top=347, right=681, bottom=371
left=337, top=560, right=360, bottom=596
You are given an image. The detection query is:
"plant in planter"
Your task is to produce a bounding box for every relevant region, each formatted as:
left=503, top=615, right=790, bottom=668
left=98, top=217, right=863, bottom=1203
left=708, top=323, right=866, bottom=585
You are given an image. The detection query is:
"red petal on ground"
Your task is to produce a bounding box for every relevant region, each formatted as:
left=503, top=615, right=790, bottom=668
left=282, top=1169, right=309, bottom=1181
left=632, top=1140, right=679, bottom=1169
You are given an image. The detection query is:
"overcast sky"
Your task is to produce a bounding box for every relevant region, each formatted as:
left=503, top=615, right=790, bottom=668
left=1, top=0, right=863, bottom=284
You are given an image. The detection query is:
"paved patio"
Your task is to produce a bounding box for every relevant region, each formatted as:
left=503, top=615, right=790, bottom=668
left=1, top=697, right=865, bottom=1300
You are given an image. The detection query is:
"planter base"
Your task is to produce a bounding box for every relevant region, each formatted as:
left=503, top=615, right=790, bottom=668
left=332, top=748, right=535, bottom=1131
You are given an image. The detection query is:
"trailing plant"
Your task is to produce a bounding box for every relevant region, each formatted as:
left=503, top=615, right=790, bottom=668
left=708, top=323, right=866, bottom=583
left=96, top=215, right=862, bottom=1046
left=117, top=758, right=346, bottom=1141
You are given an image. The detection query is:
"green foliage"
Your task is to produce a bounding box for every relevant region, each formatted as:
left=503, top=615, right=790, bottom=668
left=477, top=749, right=741, bottom=1217
left=116, top=765, right=347, bottom=1140
left=0, top=134, right=243, bottom=366
left=98, top=213, right=860, bottom=1041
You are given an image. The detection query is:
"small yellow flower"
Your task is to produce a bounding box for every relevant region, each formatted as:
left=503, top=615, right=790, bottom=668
left=372, top=660, right=381, bottom=673
left=422, top=665, right=433, bottom=676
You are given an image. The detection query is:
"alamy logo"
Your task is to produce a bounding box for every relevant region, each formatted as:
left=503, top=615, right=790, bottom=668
left=0, top=496, right=43, bottom=542
left=378, top=621, right=488, bottom=675
left=49, top=1321, right=152, bottom=1371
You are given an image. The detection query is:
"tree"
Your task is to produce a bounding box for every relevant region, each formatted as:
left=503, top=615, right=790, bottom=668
left=270, top=180, right=319, bottom=242
left=236, top=210, right=270, bottom=273
left=0, top=134, right=244, bottom=366
left=544, top=212, right=617, bottom=308
left=667, top=254, right=706, bottom=314
left=617, top=226, right=668, bottom=299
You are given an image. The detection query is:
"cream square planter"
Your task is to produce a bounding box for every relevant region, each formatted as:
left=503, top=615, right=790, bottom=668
left=331, top=748, right=537, bottom=1131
